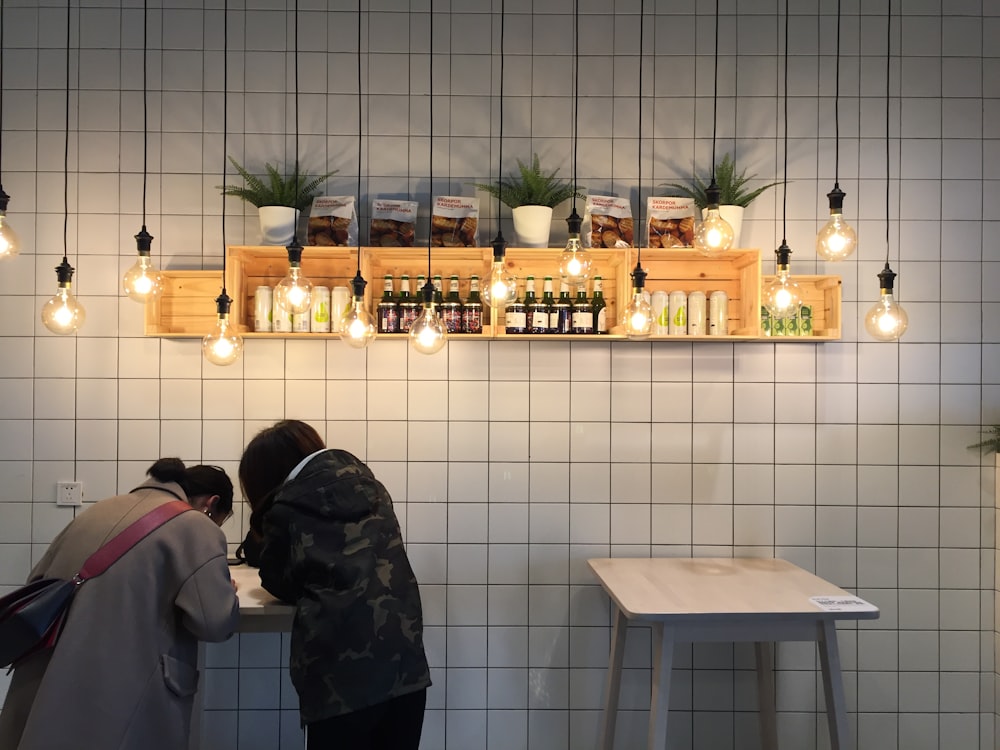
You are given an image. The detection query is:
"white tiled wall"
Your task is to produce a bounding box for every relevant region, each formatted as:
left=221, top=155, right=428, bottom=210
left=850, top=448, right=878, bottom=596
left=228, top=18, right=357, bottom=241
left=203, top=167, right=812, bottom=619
left=0, top=1, right=997, bottom=749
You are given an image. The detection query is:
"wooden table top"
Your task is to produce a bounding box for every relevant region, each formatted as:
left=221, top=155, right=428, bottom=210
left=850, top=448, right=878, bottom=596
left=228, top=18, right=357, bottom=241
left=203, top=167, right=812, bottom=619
left=588, top=557, right=879, bottom=623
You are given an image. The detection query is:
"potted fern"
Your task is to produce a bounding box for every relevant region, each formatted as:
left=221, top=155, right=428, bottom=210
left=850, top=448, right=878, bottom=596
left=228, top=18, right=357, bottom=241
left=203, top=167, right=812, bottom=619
left=219, top=157, right=337, bottom=245
left=472, top=153, right=582, bottom=247
left=661, top=153, right=781, bottom=247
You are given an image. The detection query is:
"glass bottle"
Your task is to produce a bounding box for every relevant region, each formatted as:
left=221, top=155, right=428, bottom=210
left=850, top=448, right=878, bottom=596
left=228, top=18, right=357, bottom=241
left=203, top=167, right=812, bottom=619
left=572, top=282, right=594, bottom=334
left=541, top=276, right=555, bottom=334
left=527, top=276, right=548, bottom=334
left=432, top=274, right=444, bottom=308
left=398, top=274, right=421, bottom=333
left=463, top=274, right=483, bottom=333
left=441, top=274, right=463, bottom=333
left=505, top=282, right=527, bottom=334
left=376, top=274, right=398, bottom=333
left=550, top=278, right=573, bottom=334
left=592, top=275, right=607, bottom=334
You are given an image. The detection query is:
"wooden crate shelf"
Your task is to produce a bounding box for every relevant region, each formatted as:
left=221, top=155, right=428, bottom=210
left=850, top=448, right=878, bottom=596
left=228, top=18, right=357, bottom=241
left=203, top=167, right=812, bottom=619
left=144, top=246, right=841, bottom=342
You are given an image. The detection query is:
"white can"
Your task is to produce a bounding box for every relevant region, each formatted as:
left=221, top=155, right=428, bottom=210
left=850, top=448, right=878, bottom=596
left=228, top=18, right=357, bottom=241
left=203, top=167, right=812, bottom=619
left=687, top=291, right=707, bottom=335
left=272, top=301, right=293, bottom=333
left=709, top=290, right=728, bottom=335
left=668, top=290, right=687, bottom=335
left=292, top=311, right=310, bottom=333
left=651, top=291, right=668, bottom=335
left=254, top=285, right=272, bottom=332
left=331, top=286, right=351, bottom=333
left=311, top=286, right=332, bottom=333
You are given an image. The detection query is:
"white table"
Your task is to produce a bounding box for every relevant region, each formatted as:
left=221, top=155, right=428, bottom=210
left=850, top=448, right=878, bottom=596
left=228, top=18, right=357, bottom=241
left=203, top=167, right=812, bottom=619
left=587, top=557, right=879, bottom=750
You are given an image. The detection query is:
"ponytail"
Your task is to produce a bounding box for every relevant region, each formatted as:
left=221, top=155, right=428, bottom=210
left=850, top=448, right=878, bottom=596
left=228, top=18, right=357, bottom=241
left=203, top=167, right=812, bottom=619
left=146, top=457, right=187, bottom=485
left=146, top=458, right=234, bottom=518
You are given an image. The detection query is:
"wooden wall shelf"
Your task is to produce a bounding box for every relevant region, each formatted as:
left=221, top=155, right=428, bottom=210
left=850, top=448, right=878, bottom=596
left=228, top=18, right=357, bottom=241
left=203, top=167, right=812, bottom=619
left=144, top=246, right=841, bottom=343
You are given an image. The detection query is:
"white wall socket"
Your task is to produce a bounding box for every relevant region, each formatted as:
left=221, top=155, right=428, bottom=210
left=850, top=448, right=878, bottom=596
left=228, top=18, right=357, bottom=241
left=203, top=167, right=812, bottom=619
left=56, top=481, right=83, bottom=507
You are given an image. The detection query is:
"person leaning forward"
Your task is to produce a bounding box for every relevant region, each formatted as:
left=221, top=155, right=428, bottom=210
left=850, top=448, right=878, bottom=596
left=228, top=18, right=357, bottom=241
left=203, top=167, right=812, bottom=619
left=0, top=458, right=240, bottom=750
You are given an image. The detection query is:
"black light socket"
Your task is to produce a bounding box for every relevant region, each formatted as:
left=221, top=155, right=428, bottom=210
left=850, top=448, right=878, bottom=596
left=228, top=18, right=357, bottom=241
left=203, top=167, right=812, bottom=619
left=566, top=207, right=583, bottom=236
left=631, top=261, right=647, bottom=290
left=134, top=226, right=154, bottom=255
left=286, top=239, right=303, bottom=265
left=826, top=184, right=846, bottom=212
left=421, top=280, right=435, bottom=305
left=775, top=240, right=793, bottom=269
left=491, top=232, right=508, bottom=262
left=877, top=262, right=897, bottom=293
left=351, top=270, right=368, bottom=299
left=705, top=180, right=722, bottom=208
left=0, top=185, right=11, bottom=212
left=215, top=291, right=233, bottom=315
left=55, top=258, right=75, bottom=285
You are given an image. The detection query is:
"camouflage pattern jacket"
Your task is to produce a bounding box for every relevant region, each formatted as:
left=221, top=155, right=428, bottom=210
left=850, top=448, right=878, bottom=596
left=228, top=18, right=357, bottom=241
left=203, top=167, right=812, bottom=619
left=258, top=449, right=431, bottom=723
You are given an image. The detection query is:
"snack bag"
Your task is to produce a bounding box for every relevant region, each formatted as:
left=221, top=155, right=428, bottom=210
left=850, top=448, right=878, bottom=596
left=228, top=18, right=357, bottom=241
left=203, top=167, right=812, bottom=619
left=370, top=199, right=418, bottom=247
left=646, top=196, right=696, bottom=248
left=307, top=196, right=358, bottom=246
left=584, top=195, right=633, bottom=248
left=431, top=196, right=479, bottom=247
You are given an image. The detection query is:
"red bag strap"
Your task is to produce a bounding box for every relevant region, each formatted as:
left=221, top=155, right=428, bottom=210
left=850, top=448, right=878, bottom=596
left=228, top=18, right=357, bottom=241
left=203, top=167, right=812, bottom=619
left=77, top=500, right=193, bottom=580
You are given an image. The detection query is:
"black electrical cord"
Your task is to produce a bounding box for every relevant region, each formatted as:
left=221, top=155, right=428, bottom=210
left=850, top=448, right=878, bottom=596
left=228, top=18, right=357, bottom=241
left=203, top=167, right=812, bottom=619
left=141, top=0, right=148, bottom=230
left=571, top=0, right=578, bottom=213
left=62, top=0, right=71, bottom=267
left=833, top=0, right=841, bottom=190
left=220, top=0, right=228, bottom=296
left=885, top=0, right=891, bottom=265
left=291, top=0, right=299, bottom=245
left=781, top=0, right=789, bottom=244
left=496, top=0, right=504, bottom=237
left=711, top=0, right=720, bottom=185
left=637, top=0, right=645, bottom=262
left=356, top=0, right=362, bottom=272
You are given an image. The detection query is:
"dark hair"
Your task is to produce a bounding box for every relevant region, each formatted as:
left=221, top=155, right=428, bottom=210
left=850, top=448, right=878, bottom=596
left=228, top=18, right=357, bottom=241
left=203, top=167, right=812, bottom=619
left=147, top=458, right=234, bottom=517
left=239, top=420, right=325, bottom=519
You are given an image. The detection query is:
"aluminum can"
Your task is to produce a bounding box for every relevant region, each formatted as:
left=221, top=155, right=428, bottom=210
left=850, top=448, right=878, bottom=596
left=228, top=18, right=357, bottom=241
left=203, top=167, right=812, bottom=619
left=254, top=285, right=272, bottom=332
left=331, top=286, right=350, bottom=333
left=687, top=291, right=707, bottom=335
left=709, top=291, right=728, bottom=336
left=272, top=300, right=293, bottom=333
left=651, top=291, right=668, bottom=335
left=310, top=286, right=331, bottom=333
left=668, top=290, right=687, bottom=335
left=291, top=310, right=310, bottom=333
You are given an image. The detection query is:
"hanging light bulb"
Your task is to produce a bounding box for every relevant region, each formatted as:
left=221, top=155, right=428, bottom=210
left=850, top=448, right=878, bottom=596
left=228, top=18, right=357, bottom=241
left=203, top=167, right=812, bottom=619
left=202, top=292, right=243, bottom=366
left=41, top=259, right=86, bottom=335
left=122, top=227, right=164, bottom=302
left=864, top=263, right=908, bottom=341
left=816, top=185, right=856, bottom=261
left=410, top=280, right=447, bottom=354
left=762, top=241, right=802, bottom=320
left=621, top=262, right=652, bottom=338
left=0, top=189, right=20, bottom=260
left=481, top=234, right=517, bottom=309
left=559, top=209, right=591, bottom=283
left=693, top=182, right=734, bottom=257
left=274, top=239, right=313, bottom=314
left=342, top=270, right=375, bottom=348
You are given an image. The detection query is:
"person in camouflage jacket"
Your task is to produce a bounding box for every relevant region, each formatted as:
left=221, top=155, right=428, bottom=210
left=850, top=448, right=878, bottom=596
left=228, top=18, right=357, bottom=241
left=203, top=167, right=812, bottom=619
left=239, top=420, right=430, bottom=749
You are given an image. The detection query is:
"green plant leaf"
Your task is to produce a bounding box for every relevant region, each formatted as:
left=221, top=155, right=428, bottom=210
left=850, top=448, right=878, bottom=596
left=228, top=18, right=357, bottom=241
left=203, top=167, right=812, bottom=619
left=471, top=153, right=583, bottom=209
left=967, top=425, right=1000, bottom=453
left=659, top=153, right=782, bottom=209
left=217, top=157, right=339, bottom=210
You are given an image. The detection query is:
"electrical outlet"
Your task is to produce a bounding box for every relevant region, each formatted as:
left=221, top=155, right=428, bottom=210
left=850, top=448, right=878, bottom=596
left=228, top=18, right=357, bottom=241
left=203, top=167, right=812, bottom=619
left=56, top=481, right=83, bottom=507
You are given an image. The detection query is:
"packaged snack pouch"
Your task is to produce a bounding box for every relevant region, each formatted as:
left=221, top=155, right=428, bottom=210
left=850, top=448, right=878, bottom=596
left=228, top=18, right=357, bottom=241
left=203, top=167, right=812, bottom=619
left=431, top=196, right=479, bottom=247
left=370, top=199, right=418, bottom=247
left=307, top=196, right=357, bottom=246
left=584, top=195, right=633, bottom=248
left=646, top=196, right=696, bottom=248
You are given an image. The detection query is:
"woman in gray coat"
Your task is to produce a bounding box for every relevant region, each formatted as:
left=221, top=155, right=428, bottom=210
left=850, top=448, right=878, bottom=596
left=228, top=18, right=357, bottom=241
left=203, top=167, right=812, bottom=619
left=0, top=458, right=240, bottom=750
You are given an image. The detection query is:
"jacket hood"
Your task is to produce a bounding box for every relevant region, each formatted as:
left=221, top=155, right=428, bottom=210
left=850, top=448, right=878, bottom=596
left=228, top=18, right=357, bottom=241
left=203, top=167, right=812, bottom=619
left=272, top=449, right=378, bottom=523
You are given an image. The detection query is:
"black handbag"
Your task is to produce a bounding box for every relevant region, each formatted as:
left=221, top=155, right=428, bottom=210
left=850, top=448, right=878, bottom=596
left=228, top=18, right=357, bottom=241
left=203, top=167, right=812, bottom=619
left=0, top=500, right=193, bottom=669
left=235, top=527, right=264, bottom=568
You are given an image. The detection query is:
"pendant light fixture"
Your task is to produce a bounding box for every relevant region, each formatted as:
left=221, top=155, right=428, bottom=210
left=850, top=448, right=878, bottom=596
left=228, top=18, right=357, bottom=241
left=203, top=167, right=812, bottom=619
left=409, top=3, right=446, bottom=355
left=480, top=0, right=517, bottom=311
left=121, top=0, right=164, bottom=302
left=815, top=0, right=857, bottom=261
left=761, top=0, right=802, bottom=321
left=272, top=0, right=312, bottom=317
left=0, top=0, right=20, bottom=261
left=864, top=0, right=907, bottom=341
left=692, top=0, right=734, bottom=258
left=558, top=0, right=591, bottom=284
left=341, top=0, right=375, bottom=348
left=202, top=0, right=243, bottom=366
left=621, top=0, right=651, bottom=338
left=41, top=0, right=86, bottom=335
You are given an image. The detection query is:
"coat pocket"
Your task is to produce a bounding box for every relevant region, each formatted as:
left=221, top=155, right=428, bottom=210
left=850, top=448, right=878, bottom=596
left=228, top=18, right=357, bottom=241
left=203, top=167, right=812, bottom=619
left=161, top=653, right=199, bottom=698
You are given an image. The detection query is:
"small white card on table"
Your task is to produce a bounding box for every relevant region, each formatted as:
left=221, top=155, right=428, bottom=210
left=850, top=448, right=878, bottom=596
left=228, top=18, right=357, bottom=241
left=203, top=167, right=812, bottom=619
left=809, top=595, right=877, bottom=612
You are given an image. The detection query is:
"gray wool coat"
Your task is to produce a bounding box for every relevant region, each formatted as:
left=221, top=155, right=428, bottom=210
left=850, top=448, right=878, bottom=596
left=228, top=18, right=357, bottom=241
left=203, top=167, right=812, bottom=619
left=0, top=479, right=240, bottom=750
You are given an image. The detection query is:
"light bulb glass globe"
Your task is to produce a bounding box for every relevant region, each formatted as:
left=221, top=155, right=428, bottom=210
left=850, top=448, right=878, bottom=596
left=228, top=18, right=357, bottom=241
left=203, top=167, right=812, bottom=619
left=693, top=208, right=734, bottom=257
left=409, top=304, right=447, bottom=355
left=122, top=254, right=164, bottom=302
left=864, top=293, right=908, bottom=341
left=762, top=271, right=803, bottom=319
left=559, top=235, right=592, bottom=283
left=274, top=265, right=313, bottom=315
left=816, top=211, right=857, bottom=261
left=202, top=314, right=244, bottom=366
left=341, top=298, right=376, bottom=348
left=622, top=291, right=653, bottom=339
left=481, top=260, right=517, bottom=309
left=0, top=213, right=20, bottom=260
left=41, top=286, right=86, bottom=335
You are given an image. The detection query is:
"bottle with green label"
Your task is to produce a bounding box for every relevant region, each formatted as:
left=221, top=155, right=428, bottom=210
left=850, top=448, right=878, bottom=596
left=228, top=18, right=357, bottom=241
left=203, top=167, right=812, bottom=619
left=592, top=276, right=607, bottom=334
left=572, top=282, right=593, bottom=334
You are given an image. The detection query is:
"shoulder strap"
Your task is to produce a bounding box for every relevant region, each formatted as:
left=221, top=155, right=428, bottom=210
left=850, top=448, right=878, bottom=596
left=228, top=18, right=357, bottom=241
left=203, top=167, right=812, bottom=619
left=78, top=500, right=193, bottom=580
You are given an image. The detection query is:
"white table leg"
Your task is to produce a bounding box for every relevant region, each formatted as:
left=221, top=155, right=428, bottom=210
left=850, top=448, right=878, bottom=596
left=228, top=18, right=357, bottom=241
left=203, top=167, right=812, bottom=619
left=648, top=622, right=674, bottom=750
left=754, top=641, right=778, bottom=750
left=599, top=606, right=629, bottom=750
left=817, top=619, right=849, bottom=750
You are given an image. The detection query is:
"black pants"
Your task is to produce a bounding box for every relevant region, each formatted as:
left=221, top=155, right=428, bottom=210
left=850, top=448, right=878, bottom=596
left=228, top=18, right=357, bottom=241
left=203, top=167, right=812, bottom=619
left=306, top=689, right=427, bottom=750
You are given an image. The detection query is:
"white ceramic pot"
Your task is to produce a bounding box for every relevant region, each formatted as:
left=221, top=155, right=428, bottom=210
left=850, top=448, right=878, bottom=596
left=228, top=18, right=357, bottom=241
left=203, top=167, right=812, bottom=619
left=702, top=205, right=744, bottom=248
left=512, top=205, right=554, bottom=248
left=258, top=206, right=300, bottom=245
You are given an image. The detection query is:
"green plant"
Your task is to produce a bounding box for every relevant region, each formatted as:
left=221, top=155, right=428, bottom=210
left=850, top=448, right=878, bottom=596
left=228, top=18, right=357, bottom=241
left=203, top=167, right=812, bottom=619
left=471, top=153, right=583, bottom=209
left=218, top=157, right=337, bottom=211
left=968, top=425, right=1000, bottom=454
left=661, top=153, right=782, bottom=210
